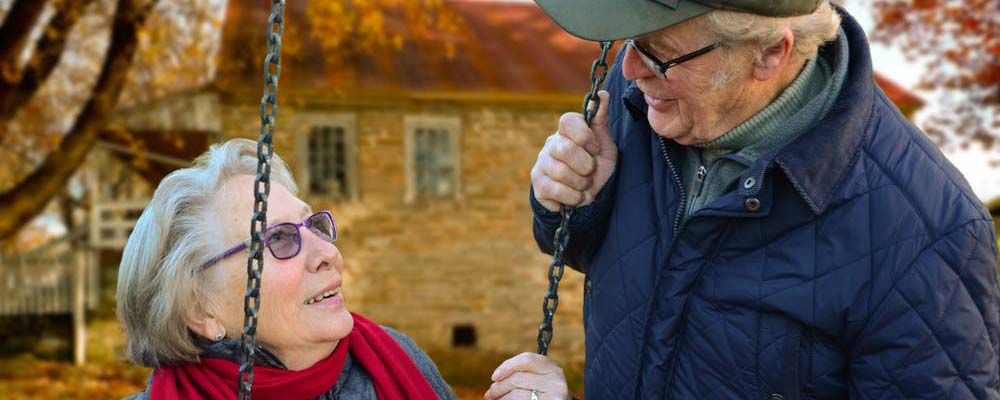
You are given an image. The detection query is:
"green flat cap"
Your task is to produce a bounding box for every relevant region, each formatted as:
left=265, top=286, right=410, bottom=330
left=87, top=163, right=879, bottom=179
left=534, top=0, right=824, bottom=41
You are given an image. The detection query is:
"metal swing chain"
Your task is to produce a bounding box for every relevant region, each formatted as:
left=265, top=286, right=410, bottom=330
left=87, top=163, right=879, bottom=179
left=238, top=1, right=285, bottom=399
left=536, top=41, right=614, bottom=356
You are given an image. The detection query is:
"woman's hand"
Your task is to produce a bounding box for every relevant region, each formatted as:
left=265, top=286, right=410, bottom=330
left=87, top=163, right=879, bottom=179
left=484, top=352, right=569, bottom=400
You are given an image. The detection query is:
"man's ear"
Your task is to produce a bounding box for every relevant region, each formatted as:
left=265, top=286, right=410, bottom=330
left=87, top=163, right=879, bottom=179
left=186, top=309, right=226, bottom=341
left=753, top=27, right=795, bottom=81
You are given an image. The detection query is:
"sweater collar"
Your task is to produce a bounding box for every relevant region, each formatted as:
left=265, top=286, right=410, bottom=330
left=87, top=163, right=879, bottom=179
left=195, top=335, right=287, bottom=369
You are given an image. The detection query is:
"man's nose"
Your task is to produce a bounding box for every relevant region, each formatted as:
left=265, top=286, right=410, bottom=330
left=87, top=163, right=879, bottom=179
left=622, top=45, right=654, bottom=81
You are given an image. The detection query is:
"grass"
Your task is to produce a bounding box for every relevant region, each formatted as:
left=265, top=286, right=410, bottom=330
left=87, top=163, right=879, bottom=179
left=0, top=319, right=150, bottom=400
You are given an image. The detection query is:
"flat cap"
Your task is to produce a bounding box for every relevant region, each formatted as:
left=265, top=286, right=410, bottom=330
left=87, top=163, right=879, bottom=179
left=533, top=0, right=824, bottom=41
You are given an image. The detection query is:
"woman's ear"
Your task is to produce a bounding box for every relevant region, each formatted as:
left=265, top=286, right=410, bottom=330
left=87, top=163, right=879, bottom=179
left=752, top=27, right=795, bottom=81
left=186, top=309, right=227, bottom=341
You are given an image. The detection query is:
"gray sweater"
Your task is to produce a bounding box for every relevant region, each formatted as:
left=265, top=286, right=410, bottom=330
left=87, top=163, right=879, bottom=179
left=125, top=327, right=457, bottom=400
left=680, top=28, right=849, bottom=222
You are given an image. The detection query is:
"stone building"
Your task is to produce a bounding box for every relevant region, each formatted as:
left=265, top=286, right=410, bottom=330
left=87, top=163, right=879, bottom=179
left=89, top=0, right=930, bottom=383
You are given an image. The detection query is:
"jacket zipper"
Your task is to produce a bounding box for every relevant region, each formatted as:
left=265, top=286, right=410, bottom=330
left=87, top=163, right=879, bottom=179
left=647, top=135, right=688, bottom=400
left=658, top=136, right=687, bottom=237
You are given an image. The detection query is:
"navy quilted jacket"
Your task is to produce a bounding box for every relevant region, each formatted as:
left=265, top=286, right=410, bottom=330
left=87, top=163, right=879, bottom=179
left=531, top=10, right=1000, bottom=400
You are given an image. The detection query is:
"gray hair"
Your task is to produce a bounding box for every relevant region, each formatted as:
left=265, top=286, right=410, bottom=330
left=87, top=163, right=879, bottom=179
left=116, top=138, right=297, bottom=367
left=702, top=1, right=841, bottom=86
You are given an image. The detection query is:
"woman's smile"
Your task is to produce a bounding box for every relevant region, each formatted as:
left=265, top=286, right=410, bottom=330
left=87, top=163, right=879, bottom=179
left=304, top=290, right=344, bottom=308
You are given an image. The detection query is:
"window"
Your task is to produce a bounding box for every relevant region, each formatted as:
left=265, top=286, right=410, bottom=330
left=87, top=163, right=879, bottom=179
left=307, top=126, right=348, bottom=197
left=414, top=127, right=454, bottom=195
left=296, top=113, right=357, bottom=200
left=405, top=115, right=461, bottom=202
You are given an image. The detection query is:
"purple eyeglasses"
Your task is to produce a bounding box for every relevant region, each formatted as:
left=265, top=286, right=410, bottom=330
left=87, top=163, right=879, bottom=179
left=198, top=211, right=338, bottom=270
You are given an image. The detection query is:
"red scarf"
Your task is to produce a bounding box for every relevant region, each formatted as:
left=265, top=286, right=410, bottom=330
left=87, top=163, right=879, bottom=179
left=150, top=313, right=438, bottom=399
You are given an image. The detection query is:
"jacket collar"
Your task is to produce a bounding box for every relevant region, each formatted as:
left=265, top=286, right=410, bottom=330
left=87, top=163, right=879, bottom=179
left=771, top=7, right=874, bottom=215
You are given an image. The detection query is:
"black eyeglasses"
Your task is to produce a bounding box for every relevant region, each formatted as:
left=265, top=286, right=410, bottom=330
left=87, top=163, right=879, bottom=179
left=199, top=211, right=337, bottom=270
left=626, top=39, right=721, bottom=80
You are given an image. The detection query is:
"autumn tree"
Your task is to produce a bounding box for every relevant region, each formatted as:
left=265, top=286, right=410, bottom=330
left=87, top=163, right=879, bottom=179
left=217, top=0, right=462, bottom=93
left=305, top=1, right=462, bottom=64
left=0, top=0, right=221, bottom=240
left=871, top=0, right=999, bottom=148
left=0, top=0, right=462, bottom=240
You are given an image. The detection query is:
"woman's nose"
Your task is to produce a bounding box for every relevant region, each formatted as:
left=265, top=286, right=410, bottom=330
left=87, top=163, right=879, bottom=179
left=622, top=45, right=654, bottom=81
left=302, top=229, right=341, bottom=273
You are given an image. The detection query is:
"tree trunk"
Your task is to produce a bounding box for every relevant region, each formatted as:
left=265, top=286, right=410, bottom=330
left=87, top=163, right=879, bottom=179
left=0, top=0, right=48, bottom=83
left=0, top=0, right=155, bottom=239
left=0, top=0, right=96, bottom=122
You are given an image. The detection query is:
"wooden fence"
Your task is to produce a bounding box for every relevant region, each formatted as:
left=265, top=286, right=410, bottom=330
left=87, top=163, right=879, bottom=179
left=0, top=235, right=99, bottom=365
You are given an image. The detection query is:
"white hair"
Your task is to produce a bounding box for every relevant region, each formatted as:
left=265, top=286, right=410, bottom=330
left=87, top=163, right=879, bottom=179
left=701, top=1, right=841, bottom=87
left=116, top=138, right=297, bottom=367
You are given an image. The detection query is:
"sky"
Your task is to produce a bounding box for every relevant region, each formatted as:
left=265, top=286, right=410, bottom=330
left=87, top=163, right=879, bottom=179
left=837, top=1, right=1000, bottom=202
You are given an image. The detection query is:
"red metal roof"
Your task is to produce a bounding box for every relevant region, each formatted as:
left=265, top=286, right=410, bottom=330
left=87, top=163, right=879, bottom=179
left=873, top=73, right=925, bottom=108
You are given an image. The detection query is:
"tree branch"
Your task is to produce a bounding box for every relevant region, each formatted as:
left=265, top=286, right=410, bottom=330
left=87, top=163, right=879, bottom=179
left=0, top=0, right=156, bottom=239
left=0, top=0, right=96, bottom=122
left=0, top=0, right=48, bottom=84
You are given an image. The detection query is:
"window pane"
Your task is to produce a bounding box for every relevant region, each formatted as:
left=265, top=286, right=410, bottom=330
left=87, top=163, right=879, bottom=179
left=308, top=124, right=350, bottom=198
left=413, top=126, right=454, bottom=196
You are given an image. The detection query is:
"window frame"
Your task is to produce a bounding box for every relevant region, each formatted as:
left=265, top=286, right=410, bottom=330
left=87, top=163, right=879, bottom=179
left=294, top=112, right=358, bottom=201
left=403, top=114, right=462, bottom=204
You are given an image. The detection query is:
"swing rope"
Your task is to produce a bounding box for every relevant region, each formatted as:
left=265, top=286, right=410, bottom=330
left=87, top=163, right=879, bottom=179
left=535, top=41, right=614, bottom=356
left=238, top=1, right=285, bottom=399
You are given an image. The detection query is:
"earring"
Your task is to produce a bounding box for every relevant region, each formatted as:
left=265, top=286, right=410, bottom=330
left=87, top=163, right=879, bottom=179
left=215, top=330, right=225, bottom=341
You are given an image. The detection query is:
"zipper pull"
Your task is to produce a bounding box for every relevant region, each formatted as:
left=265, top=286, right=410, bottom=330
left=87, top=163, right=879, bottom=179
left=696, top=165, right=707, bottom=182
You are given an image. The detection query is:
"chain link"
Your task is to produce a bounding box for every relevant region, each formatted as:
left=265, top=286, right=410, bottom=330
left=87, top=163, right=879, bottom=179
left=536, top=41, right=614, bottom=356
left=238, top=1, right=285, bottom=399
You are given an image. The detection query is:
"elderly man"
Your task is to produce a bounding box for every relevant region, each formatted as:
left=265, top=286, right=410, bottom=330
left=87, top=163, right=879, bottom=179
left=486, top=1, right=1000, bottom=399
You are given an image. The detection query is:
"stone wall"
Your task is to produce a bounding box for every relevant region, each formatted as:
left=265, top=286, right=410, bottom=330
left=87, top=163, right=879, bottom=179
left=220, top=97, right=588, bottom=370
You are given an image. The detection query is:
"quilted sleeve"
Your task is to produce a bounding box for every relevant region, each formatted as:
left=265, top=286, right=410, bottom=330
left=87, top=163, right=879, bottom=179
left=849, top=219, right=1000, bottom=399
left=530, top=174, right=616, bottom=273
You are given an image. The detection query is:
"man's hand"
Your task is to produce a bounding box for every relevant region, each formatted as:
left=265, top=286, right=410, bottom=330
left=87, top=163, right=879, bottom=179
left=531, top=90, right=617, bottom=212
left=485, top=352, right=569, bottom=400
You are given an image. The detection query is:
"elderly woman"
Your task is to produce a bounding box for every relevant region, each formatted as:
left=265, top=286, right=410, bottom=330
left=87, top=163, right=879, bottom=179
left=118, top=139, right=455, bottom=399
